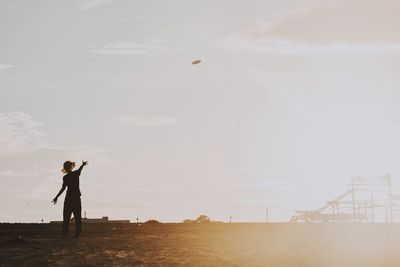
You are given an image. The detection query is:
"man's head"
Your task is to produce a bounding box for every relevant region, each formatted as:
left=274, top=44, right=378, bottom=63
left=62, top=161, right=76, bottom=174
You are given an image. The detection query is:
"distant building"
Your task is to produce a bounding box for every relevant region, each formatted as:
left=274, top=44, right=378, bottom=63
left=50, top=216, right=130, bottom=224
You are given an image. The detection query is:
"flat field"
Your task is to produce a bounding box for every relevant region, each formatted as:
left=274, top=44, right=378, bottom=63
left=1, top=223, right=400, bottom=267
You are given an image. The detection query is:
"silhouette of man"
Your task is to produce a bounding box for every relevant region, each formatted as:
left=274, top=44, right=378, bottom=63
left=52, top=160, right=88, bottom=238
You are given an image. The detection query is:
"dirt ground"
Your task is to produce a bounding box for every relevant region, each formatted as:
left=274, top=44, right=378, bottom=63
left=1, top=223, right=400, bottom=267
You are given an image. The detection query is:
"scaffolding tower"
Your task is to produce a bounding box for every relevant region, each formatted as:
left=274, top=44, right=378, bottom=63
left=291, top=175, right=399, bottom=223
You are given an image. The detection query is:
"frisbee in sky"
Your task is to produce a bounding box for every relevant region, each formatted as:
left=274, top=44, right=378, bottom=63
left=192, top=59, right=201, bottom=65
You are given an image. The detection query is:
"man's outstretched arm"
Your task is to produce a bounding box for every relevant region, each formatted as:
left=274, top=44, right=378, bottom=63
left=52, top=185, right=66, bottom=204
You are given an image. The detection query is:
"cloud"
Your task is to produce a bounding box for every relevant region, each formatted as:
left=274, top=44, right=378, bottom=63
left=246, top=0, right=327, bottom=34
left=224, top=34, right=400, bottom=55
left=81, top=0, right=115, bottom=11
left=0, top=112, right=109, bottom=210
left=0, top=169, right=32, bottom=177
left=90, top=38, right=173, bottom=55
left=0, top=112, right=46, bottom=156
left=0, top=111, right=109, bottom=161
left=0, top=63, right=12, bottom=70
left=57, top=145, right=109, bottom=163
left=112, top=15, right=147, bottom=24
left=230, top=180, right=290, bottom=190
left=114, top=114, right=178, bottom=127
left=0, top=1, right=15, bottom=8
left=223, top=0, right=400, bottom=56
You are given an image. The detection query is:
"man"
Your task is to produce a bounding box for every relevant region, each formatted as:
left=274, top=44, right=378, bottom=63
left=52, top=160, right=88, bottom=238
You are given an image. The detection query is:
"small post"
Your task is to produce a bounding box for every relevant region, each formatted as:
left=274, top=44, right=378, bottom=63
left=364, top=203, right=368, bottom=223
left=352, top=177, right=356, bottom=221
left=266, top=208, right=269, bottom=223
left=371, top=191, right=374, bottom=223
left=388, top=175, right=393, bottom=223
left=385, top=207, right=388, bottom=223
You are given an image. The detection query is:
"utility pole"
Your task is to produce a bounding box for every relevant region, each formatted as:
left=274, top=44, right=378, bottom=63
left=388, top=175, right=393, bottom=223
left=371, top=191, right=375, bottom=223
left=385, top=207, right=388, bottom=223
left=351, top=177, right=356, bottom=221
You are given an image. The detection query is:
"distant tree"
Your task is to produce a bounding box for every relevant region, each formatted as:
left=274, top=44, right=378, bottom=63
left=196, top=215, right=211, bottom=223
left=183, top=219, right=195, bottom=223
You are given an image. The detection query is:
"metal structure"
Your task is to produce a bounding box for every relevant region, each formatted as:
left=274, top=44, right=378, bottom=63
left=291, top=175, right=400, bottom=223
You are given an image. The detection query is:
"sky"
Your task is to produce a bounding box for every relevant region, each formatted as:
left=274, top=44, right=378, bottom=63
left=1, top=0, right=400, bottom=223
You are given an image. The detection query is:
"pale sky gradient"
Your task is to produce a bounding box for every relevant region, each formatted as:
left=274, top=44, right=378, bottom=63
left=1, top=0, right=400, bottom=223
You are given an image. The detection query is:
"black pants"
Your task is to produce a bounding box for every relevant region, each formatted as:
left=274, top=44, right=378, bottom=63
left=63, top=196, right=81, bottom=236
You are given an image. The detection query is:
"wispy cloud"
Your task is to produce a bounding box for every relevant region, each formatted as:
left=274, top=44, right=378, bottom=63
left=0, top=112, right=109, bottom=202
left=0, top=111, right=109, bottom=161
left=112, top=15, right=147, bottom=24
left=0, top=1, right=15, bottom=8
left=224, top=34, right=400, bottom=55
left=230, top=180, right=290, bottom=190
left=0, top=112, right=45, bottom=156
left=89, top=38, right=173, bottom=55
left=246, top=0, right=327, bottom=34
left=0, top=169, right=32, bottom=177
left=57, top=145, right=109, bottom=163
left=81, top=0, right=115, bottom=11
left=0, top=63, right=12, bottom=70
left=114, top=114, right=179, bottom=127
left=223, top=0, right=400, bottom=56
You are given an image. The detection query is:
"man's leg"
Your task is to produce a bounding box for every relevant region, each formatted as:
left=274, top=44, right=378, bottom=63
left=72, top=197, right=82, bottom=237
left=63, top=201, right=73, bottom=236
